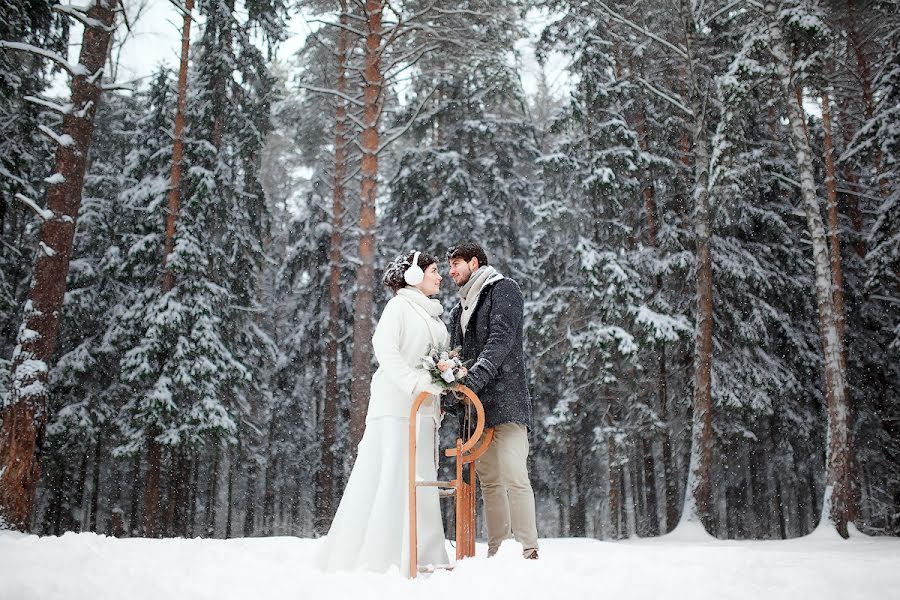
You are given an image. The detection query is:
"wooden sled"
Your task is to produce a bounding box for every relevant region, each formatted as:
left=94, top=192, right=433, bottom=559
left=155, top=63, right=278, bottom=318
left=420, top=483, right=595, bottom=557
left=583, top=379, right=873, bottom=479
left=408, top=384, right=494, bottom=578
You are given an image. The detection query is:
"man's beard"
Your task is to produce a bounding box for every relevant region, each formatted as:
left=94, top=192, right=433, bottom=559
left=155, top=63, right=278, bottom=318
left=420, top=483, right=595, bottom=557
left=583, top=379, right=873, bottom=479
left=455, top=266, right=472, bottom=287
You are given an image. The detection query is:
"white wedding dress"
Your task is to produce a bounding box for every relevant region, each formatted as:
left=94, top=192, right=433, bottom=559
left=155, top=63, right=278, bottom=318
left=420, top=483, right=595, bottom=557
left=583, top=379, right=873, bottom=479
left=318, top=288, right=450, bottom=576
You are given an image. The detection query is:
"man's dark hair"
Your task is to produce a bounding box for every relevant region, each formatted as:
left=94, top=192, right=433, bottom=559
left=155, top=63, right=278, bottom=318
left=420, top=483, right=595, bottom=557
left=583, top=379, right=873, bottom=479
left=446, top=241, right=488, bottom=267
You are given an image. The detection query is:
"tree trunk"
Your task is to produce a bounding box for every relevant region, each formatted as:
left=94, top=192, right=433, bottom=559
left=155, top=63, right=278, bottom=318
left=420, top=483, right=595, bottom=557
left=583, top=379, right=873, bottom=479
left=607, top=443, right=621, bottom=539
left=161, top=0, right=193, bottom=292
left=844, top=0, right=888, bottom=195
left=160, top=448, right=181, bottom=537
left=316, top=1, right=349, bottom=534
left=88, top=431, right=102, bottom=532
left=163, top=449, right=188, bottom=536
left=567, top=424, right=586, bottom=536
left=658, top=349, right=678, bottom=531
left=349, top=0, right=384, bottom=453
left=821, top=90, right=848, bottom=367
left=836, top=99, right=867, bottom=259
left=140, top=0, right=194, bottom=541
left=127, top=453, right=142, bottom=535
left=678, top=0, right=714, bottom=530
left=142, top=429, right=163, bottom=537
left=766, top=4, right=852, bottom=536
left=47, top=461, right=66, bottom=535
left=622, top=459, right=637, bottom=538
left=75, top=448, right=88, bottom=532
left=262, top=415, right=278, bottom=536
left=0, top=0, right=118, bottom=531
left=206, top=442, right=220, bottom=536
left=821, top=88, right=860, bottom=523
left=767, top=417, right=787, bottom=538
left=188, top=449, right=199, bottom=537
left=635, top=102, right=674, bottom=535
left=289, top=480, right=302, bottom=535
left=641, top=437, right=659, bottom=536
left=243, top=456, right=257, bottom=537
left=226, top=439, right=238, bottom=538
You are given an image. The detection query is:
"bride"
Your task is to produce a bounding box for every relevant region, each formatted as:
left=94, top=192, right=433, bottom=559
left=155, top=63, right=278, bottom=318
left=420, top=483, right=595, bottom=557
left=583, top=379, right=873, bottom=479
left=318, top=250, right=450, bottom=575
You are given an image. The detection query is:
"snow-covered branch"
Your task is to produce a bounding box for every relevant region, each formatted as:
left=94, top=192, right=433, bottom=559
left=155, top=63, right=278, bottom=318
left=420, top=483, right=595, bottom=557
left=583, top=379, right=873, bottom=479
left=0, top=41, right=89, bottom=76
left=101, top=82, right=135, bottom=92
left=344, top=111, right=364, bottom=130
left=299, top=84, right=365, bottom=108
left=165, top=0, right=198, bottom=21
left=770, top=171, right=802, bottom=189
left=52, top=4, right=116, bottom=31
left=594, top=1, right=688, bottom=59
left=38, top=124, right=75, bottom=148
left=23, top=95, right=73, bottom=115
left=39, top=242, right=57, bottom=257
left=377, top=87, right=436, bottom=154
left=305, top=18, right=366, bottom=39
left=701, top=0, right=746, bottom=26
left=73, top=100, right=95, bottom=119
left=14, top=194, right=54, bottom=221
left=383, top=45, right=443, bottom=82
left=636, top=77, right=693, bottom=117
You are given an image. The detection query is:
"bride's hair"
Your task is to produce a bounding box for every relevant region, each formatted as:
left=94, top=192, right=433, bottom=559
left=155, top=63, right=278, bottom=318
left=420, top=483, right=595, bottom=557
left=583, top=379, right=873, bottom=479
left=382, top=251, right=438, bottom=292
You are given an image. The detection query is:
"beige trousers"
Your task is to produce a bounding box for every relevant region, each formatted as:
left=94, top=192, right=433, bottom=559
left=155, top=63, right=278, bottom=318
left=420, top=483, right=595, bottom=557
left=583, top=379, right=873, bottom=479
left=475, top=422, right=539, bottom=556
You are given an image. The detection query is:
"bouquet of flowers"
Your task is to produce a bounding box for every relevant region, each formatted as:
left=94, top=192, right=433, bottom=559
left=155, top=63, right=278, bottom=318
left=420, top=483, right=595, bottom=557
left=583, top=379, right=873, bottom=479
left=420, top=346, right=469, bottom=389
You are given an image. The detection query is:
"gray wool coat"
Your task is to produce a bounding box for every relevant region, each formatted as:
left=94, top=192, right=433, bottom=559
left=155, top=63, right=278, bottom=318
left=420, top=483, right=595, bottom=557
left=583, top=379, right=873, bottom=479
left=449, top=277, right=533, bottom=430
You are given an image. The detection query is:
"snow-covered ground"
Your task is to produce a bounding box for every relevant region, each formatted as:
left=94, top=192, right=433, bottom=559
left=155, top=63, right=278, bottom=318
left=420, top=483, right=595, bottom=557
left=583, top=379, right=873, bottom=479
left=2, top=527, right=898, bottom=600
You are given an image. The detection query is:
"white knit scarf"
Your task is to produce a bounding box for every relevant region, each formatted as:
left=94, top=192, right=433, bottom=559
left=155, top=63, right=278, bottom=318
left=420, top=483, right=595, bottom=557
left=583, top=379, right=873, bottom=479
left=397, top=286, right=444, bottom=317
left=457, top=265, right=503, bottom=337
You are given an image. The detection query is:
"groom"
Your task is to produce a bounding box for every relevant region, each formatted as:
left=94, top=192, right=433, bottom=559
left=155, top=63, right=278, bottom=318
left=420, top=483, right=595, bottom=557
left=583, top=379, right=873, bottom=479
left=447, top=241, right=539, bottom=560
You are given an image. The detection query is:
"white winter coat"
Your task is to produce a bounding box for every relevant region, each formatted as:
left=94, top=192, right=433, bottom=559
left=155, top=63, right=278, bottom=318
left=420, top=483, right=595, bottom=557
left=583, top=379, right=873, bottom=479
left=366, top=287, right=449, bottom=421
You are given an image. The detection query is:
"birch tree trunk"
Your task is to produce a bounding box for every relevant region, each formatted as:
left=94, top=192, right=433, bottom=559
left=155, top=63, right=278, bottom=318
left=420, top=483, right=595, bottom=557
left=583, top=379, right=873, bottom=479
left=677, top=0, right=714, bottom=531
left=766, top=3, right=852, bottom=536
left=349, top=0, right=384, bottom=452
left=0, top=0, right=118, bottom=530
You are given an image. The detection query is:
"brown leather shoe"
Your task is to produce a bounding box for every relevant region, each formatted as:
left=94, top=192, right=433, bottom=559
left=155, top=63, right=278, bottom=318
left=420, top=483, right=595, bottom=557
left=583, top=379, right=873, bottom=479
left=524, top=549, right=538, bottom=560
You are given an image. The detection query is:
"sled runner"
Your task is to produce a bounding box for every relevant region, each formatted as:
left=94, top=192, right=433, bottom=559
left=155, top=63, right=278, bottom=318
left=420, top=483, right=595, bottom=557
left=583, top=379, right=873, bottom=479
left=408, top=385, right=494, bottom=578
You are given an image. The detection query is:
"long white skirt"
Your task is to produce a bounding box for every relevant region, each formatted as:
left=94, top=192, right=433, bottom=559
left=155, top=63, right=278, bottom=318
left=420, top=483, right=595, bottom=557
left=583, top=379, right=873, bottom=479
left=318, top=415, right=448, bottom=575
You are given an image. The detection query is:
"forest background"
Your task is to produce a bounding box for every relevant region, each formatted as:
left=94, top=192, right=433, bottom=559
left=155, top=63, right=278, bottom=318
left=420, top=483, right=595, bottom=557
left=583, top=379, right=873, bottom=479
left=0, top=0, right=897, bottom=542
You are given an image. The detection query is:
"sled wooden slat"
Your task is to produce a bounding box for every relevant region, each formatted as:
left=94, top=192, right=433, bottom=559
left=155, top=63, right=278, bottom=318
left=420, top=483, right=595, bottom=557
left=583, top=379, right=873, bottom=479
left=408, top=384, right=493, bottom=579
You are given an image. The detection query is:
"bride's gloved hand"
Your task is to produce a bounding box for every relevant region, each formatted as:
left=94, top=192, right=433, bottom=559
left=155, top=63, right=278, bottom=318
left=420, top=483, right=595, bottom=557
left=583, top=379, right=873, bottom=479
left=414, top=373, right=445, bottom=398
left=424, top=383, right=444, bottom=396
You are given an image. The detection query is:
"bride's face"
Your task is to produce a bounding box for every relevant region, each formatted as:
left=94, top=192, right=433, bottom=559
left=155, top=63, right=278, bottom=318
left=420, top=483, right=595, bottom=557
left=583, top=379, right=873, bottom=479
left=414, top=263, right=442, bottom=296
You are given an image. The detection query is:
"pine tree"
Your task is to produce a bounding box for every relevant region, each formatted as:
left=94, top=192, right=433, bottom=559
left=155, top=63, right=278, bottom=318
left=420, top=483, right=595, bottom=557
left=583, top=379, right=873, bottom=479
left=0, top=0, right=118, bottom=531
left=0, top=2, right=67, bottom=368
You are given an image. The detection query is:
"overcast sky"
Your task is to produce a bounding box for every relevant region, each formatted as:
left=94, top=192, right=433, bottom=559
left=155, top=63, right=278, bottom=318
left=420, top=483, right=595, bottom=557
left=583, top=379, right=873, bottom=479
left=55, top=1, right=569, bottom=101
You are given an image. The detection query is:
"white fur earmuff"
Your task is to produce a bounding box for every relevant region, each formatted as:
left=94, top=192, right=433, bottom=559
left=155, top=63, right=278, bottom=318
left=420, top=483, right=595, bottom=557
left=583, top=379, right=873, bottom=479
left=404, top=251, right=424, bottom=285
